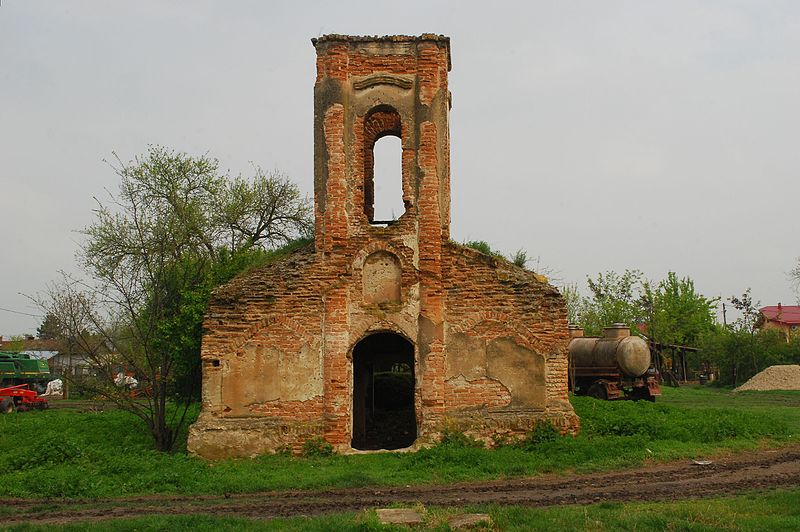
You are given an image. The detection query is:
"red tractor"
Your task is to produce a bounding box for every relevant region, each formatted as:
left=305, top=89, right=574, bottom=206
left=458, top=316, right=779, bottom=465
left=0, top=384, right=49, bottom=413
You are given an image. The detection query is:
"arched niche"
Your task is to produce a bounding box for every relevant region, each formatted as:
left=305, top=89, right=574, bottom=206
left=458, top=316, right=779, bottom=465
left=362, top=250, right=402, bottom=304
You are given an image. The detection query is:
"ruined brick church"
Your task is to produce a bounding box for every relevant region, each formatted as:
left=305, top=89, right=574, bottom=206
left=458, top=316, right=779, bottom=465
left=188, top=35, right=578, bottom=458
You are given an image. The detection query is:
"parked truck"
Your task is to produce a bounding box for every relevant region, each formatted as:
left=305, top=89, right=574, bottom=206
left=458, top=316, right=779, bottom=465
left=0, top=351, right=51, bottom=393
left=568, top=324, right=661, bottom=401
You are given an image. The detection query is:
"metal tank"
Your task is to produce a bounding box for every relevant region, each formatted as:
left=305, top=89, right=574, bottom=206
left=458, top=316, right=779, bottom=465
left=568, top=324, right=651, bottom=378
left=568, top=324, right=660, bottom=401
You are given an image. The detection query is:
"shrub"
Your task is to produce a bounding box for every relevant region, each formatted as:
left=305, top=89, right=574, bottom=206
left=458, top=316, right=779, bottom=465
left=302, top=437, right=334, bottom=457
left=437, top=429, right=484, bottom=449
left=10, top=434, right=84, bottom=470
left=510, top=249, right=528, bottom=269
left=519, top=422, right=560, bottom=448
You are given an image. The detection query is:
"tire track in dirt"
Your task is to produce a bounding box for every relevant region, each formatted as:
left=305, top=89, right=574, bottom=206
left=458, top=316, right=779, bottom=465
left=4, top=447, right=800, bottom=525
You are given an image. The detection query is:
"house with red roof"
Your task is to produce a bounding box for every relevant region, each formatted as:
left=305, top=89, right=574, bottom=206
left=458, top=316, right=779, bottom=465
left=758, top=303, right=800, bottom=339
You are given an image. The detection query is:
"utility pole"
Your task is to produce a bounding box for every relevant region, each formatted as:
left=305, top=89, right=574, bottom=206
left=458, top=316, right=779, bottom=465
left=722, top=302, right=727, bottom=327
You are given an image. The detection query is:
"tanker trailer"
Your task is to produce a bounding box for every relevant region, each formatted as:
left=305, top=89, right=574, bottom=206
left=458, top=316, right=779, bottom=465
left=568, top=324, right=660, bottom=401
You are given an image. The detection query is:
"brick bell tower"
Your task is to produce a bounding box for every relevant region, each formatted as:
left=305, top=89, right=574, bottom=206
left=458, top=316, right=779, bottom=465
left=311, top=35, right=453, bottom=445
left=188, top=35, right=577, bottom=459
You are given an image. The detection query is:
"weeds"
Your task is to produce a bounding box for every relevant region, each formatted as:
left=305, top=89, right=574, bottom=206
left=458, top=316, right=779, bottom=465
left=0, top=387, right=796, bottom=499
left=302, top=437, right=334, bottom=457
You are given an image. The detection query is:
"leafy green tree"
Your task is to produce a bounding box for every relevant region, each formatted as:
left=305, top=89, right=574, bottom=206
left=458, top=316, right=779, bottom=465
left=37, top=146, right=311, bottom=451
left=559, top=283, right=584, bottom=326
left=701, top=326, right=800, bottom=387
left=728, top=288, right=760, bottom=334
left=648, top=272, right=718, bottom=347
left=579, top=269, right=647, bottom=336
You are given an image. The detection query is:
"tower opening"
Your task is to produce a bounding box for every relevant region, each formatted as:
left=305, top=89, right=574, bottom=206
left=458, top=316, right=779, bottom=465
left=352, top=332, right=416, bottom=450
left=372, top=136, right=404, bottom=224
left=363, top=106, right=404, bottom=226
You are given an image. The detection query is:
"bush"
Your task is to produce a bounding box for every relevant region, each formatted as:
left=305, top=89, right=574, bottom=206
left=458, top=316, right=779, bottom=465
left=700, top=327, right=800, bottom=387
left=515, top=422, right=561, bottom=450
left=302, top=437, right=334, bottom=458
left=437, top=428, right=484, bottom=449
left=8, top=434, right=84, bottom=470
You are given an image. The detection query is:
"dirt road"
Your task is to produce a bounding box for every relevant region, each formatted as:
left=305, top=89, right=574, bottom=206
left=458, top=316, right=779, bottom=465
left=5, top=447, right=800, bottom=526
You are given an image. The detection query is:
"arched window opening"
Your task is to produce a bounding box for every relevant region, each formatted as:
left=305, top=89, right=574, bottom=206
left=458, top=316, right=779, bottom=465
left=352, top=332, right=416, bottom=450
left=363, top=106, right=404, bottom=226
left=372, top=136, right=404, bottom=224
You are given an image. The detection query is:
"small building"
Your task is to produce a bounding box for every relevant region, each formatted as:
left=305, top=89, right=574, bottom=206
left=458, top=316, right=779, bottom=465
left=759, top=304, right=800, bottom=339
left=188, top=35, right=579, bottom=458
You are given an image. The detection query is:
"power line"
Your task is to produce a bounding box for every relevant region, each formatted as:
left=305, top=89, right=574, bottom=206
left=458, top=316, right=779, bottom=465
left=0, top=306, right=42, bottom=318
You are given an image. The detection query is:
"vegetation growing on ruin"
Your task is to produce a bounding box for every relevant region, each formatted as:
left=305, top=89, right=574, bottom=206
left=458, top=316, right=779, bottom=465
left=0, top=387, right=796, bottom=499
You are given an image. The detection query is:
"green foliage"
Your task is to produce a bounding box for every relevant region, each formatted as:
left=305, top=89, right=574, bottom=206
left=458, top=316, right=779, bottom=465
left=559, top=283, right=582, bottom=326
left=647, top=272, right=718, bottom=346
left=9, top=434, right=84, bottom=470
left=511, top=422, right=561, bottom=451
left=575, top=269, right=647, bottom=336
left=510, top=249, right=528, bottom=268
left=463, top=240, right=500, bottom=258
left=302, top=437, right=334, bottom=458
left=462, top=241, right=535, bottom=271
left=575, top=394, right=789, bottom=442
left=728, top=288, right=760, bottom=334
left=1, top=387, right=796, bottom=499
left=437, top=428, right=484, bottom=449
left=39, top=146, right=311, bottom=451
left=570, top=270, right=718, bottom=350
left=701, top=326, right=800, bottom=387
left=155, top=241, right=311, bottom=400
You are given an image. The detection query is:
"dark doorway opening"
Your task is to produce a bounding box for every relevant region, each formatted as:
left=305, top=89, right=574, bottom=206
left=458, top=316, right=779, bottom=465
left=352, top=332, right=416, bottom=450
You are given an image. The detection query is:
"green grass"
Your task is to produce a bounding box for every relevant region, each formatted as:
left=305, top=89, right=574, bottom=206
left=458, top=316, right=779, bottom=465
left=6, top=490, right=800, bottom=531
left=0, top=387, right=796, bottom=499
left=659, top=385, right=800, bottom=434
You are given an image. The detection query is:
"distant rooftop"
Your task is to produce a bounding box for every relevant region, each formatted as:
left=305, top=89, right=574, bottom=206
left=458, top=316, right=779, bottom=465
left=760, top=305, right=800, bottom=325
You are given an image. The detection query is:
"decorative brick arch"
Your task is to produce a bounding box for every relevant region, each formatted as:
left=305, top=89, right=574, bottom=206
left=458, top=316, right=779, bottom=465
left=450, top=310, right=548, bottom=355
left=232, top=314, right=319, bottom=357
left=351, top=240, right=409, bottom=271
left=348, top=319, right=417, bottom=356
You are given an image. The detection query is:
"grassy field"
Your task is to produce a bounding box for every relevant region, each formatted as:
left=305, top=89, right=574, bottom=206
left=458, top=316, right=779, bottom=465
left=0, top=386, right=797, bottom=499
left=6, top=489, right=800, bottom=531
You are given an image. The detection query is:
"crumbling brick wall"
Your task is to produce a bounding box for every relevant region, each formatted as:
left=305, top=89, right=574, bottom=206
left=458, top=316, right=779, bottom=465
left=188, top=35, right=578, bottom=458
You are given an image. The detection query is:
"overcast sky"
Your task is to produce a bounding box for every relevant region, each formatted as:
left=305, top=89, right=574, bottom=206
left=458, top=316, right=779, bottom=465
left=1, top=0, right=798, bottom=335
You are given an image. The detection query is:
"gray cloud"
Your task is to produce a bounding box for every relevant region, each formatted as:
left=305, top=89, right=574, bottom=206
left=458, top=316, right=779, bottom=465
left=1, top=0, right=798, bottom=333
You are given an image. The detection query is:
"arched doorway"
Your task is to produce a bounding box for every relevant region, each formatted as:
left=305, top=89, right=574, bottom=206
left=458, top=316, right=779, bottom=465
left=351, top=332, right=416, bottom=450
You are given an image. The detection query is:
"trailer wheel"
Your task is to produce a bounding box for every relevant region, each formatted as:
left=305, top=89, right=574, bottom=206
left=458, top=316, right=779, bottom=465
left=0, top=398, right=16, bottom=414
left=587, top=382, right=608, bottom=401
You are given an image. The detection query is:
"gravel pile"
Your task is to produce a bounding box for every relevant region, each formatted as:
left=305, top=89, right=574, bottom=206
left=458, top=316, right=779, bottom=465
left=734, top=365, right=800, bottom=392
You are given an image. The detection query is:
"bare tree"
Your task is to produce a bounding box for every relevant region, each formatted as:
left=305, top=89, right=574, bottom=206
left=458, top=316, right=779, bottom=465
left=35, top=146, right=311, bottom=451
left=217, top=167, right=313, bottom=252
